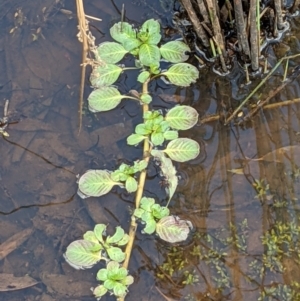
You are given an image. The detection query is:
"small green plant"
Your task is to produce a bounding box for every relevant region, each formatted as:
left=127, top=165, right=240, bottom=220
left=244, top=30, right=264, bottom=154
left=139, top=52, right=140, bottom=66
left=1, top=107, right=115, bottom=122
left=65, top=18, right=199, bottom=300
left=93, top=261, right=134, bottom=299
left=253, top=178, right=270, bottom=199
left=64, top=224, right=129, bottom=268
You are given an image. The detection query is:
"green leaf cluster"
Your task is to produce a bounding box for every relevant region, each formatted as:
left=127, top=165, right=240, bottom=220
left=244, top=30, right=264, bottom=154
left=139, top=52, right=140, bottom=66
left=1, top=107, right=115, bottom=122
left=111, top=160, right=147, bottom=193
left=128, top=110, right=178, bottom=146
left=64, top=224, right=129, bottom=269
left=134, top=197, right=192, bottom=243
left=103, top=19, right=162, bottom=67
left=93, top=261, right=134, bottom=299
left=87, top=18, right=200, bottom=115
left=127, top=107, right=200, bottom=162
left=134, top=197, right=170, bottom=234
left=77, top=160, right=147, bottom=199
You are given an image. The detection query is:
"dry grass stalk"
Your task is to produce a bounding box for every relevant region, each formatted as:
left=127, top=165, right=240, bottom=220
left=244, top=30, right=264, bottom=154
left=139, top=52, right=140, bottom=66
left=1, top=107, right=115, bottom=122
left=250, top=0, right=259, bottom=71
left=197, top=0, right=210, bottom=23
left=205, top=0, right=228, bottom=71
left=274, top=0, right=284, bottom=29
left=181, top=0, right=210, bottom=47
left=75, top=0, right=89, bottom=134
left=233, top=0, right=250, bottom=56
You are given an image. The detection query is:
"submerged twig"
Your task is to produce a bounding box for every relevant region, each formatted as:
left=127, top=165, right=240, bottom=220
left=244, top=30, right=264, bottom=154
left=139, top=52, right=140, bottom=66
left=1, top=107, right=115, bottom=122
left=225, top=53, right=300, bottom=124
left=243, top=65, right=300, bottom=121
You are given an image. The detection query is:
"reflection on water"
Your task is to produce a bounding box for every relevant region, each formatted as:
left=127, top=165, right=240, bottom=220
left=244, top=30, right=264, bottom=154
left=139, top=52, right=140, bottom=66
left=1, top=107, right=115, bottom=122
left=1, top=0, right=300, bottom=300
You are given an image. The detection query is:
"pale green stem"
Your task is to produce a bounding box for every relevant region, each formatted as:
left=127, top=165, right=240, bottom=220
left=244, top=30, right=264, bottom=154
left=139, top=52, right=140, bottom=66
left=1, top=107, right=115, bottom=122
left=123, top=67, right=140, bottom=71
left=283, top=59, right=289, bottom=82
left=125, top=96, right=141, bottom=102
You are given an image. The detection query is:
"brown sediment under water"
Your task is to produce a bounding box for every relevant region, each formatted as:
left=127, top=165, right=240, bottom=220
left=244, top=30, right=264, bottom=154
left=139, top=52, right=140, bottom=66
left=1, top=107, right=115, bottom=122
left=0, top=0, right=300, bottom=300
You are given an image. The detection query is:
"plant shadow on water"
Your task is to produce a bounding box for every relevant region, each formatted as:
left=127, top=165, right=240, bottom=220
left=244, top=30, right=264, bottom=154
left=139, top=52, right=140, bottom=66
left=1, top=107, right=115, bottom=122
left=1, top=0, right=300, bottom=300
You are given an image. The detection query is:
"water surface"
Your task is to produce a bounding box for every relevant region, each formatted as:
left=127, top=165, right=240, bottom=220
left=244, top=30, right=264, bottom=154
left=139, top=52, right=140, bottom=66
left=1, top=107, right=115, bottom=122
left=0, top=0, right=300, bottom=300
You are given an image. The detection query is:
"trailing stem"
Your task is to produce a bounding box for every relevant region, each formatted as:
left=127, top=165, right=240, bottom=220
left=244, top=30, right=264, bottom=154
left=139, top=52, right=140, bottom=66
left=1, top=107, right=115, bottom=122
left=122, top=81, right=150, bottom=272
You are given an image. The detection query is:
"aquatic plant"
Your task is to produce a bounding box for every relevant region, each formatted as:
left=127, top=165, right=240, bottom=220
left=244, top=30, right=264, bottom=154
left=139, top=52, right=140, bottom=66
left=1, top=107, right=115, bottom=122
left=65, top=18, right=200, bottom=300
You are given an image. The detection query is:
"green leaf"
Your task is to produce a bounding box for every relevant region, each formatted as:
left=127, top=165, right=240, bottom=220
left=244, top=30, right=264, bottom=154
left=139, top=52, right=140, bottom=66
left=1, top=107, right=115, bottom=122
left=111, top=266, right=128, bottom=280
left=113, top=283, right=128, bottom=297
left=163, top=130, right=178, bottom=140
left=122, top=275, right=134, bottom=286
left=163, top=138, right=200, bottom=162
left=137, top=31, right=149, bottom=43
left=160, top=41, right=190, bottom=63
left=144, top=219, right=157, bottom=234
left=123, top=38, right=142, bottom=51
left=137, top=71, right=150, bottom=83
left=139, top=19, right=161, bottom=45
left=111, top=170, right=128, bottom=182
left=146, top=32, right=162, bottom=45
left=133, top=160, right=148, bottom=172
left=83, top=231, right=99, bottom=244
left=97, top=42, right=128, bottom=64
left=141, top=19, right=160, bottom=35
left=117, top=234, right=129, bottom=246
left=107, top=247, right=126, bottom=262
left=110, top=22, right=136, bottom=44
left=90, top=64, right=122, bottom=87
left=135, top=123, right=151, bottom=135
left=160, top=120, right=170, bottom=132
left=104, top=279, right=116, bottom=290
left=88, top=86, right=125, bottom=112
left=165, top=105, right=199, bottom=130
left=151, top=132, right=164, bottom=146
left=141, top=211, right=153, bottom=223
left=97, top=269, right=109, bottom=281
left=107, top=260, right=120, bottom=272
left=125, top=176, right=138, bottom=193
left=106, top=226, right=125, bottom=245
left=150, top=63, right=160, bottom=74
left=94, top=224, right=107, bottom=243
left=140, top=94, right=152, bottom=104
left=134, top=208, right=144, bottom=219
left=151, top=150, right=178, bottom=201
left=152, top=205, right=170, bottom=219
left=139, top=44, right=160, bottom=66
left=162, top=63, right=199, bottom=87
left=156, top=216, right=192, bottom=243
left=140, top=197, right=155, bottom=211
left=127, top=133, right=146, bottom=145
left=64, top=240, right=103, bottom=270
left=93, top=285, right=108, bottom=298
left=78, top=170, right=120, bottom=198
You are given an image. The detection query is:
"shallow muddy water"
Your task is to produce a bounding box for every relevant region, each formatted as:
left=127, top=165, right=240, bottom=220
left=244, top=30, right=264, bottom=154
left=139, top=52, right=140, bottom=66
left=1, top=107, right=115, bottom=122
left=0, top=0, right=300, bottom=300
